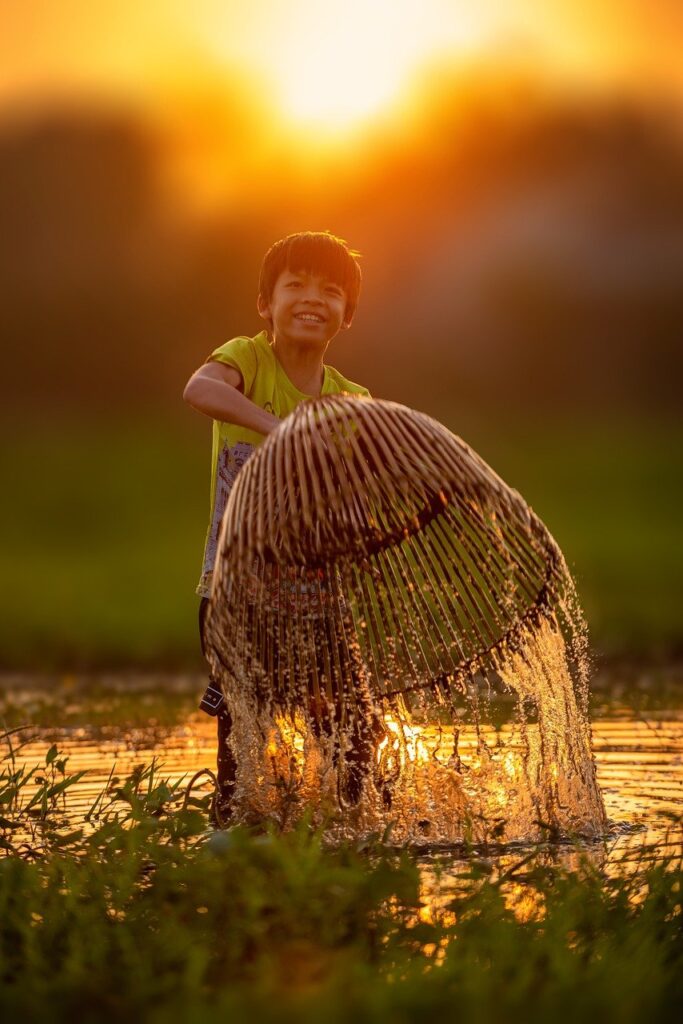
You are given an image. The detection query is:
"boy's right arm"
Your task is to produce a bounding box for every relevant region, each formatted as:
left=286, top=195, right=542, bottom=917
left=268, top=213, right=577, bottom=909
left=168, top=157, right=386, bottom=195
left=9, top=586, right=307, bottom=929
left=183, top=361, right=281, bottom=435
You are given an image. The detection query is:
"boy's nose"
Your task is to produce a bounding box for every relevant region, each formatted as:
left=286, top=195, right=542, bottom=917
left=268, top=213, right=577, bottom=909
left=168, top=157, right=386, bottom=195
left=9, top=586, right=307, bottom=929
left=301, top=282, right=325, bottom=302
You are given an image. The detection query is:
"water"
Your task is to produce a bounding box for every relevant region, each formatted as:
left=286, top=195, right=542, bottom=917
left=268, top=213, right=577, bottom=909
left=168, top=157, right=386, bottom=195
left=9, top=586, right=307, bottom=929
left=4, top=680, right=680, bottom=874
left=204, top=395, right=606, bottom=842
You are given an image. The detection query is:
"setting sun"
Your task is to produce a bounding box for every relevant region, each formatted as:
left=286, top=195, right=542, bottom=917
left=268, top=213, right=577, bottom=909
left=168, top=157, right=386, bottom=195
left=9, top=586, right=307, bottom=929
left=196, top=0, right=486, bottom=134
left=271, top=0, right=435, bottom=128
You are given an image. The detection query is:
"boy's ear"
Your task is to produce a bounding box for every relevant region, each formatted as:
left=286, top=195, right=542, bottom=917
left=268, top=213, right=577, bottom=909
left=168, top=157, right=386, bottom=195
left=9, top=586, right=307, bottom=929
left=257, top=293, right=271, bottom=322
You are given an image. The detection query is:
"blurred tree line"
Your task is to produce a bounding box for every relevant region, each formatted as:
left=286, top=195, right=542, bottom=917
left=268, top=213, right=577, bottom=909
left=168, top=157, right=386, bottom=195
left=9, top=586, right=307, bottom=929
left=1, top=87, right=682, bottom=420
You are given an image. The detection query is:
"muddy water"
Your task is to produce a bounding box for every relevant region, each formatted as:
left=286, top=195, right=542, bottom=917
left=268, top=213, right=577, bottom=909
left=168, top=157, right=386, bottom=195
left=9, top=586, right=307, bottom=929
left=6, top=690, right=681, bottom=871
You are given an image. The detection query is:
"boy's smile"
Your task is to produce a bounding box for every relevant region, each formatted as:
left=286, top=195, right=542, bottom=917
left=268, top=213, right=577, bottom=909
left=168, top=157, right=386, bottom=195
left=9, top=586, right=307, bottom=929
left=258, top=268, right=350, bottom=348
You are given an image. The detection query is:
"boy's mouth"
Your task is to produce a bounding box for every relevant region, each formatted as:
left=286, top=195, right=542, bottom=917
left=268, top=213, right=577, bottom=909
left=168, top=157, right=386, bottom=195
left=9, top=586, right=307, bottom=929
left=294, top=312, right=326, bottom=324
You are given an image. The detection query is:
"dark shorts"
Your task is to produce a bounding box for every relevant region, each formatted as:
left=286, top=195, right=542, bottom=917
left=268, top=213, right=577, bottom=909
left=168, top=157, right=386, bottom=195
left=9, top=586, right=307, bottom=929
left=198, top=595, right=378, bottom=721
left=198, top=597, right=226, bottom=717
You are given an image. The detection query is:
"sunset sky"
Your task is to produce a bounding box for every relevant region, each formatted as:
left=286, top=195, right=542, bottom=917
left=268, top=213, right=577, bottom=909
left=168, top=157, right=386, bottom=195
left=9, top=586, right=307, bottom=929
left=3, top=0, right=683, bottom=130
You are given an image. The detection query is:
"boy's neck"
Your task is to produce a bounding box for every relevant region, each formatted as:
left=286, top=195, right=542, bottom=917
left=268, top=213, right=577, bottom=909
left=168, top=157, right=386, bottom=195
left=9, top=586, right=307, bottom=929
left=271, top=336, right=326, bottom=397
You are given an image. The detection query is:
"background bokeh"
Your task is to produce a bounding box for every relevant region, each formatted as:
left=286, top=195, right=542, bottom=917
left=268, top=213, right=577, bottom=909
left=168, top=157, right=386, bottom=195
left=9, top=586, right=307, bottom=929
left=2, top=1, right=681, bottom=670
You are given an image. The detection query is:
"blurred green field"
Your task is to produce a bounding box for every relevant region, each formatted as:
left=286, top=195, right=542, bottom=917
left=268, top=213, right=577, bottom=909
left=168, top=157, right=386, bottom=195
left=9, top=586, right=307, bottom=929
left=1, top=414, right=680, bottom=669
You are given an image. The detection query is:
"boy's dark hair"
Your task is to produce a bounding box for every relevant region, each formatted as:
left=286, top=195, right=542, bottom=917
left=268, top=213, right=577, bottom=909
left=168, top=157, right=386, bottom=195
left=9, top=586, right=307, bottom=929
left=258, top=231, right=362, bottom=322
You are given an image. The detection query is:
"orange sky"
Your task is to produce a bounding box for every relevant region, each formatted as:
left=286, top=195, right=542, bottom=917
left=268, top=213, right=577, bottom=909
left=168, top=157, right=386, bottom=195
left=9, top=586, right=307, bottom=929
left=3, top=0, right=680, bottom=223
left=3, top=0, right=683, bottom=124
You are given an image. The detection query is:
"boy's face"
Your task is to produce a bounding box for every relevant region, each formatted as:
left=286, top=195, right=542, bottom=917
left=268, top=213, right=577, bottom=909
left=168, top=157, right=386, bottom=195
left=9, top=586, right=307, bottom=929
left=257, top=268, right=351, bottom=348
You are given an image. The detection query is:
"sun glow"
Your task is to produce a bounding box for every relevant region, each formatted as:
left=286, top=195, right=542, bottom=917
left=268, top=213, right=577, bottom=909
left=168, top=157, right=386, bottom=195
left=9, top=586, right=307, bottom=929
left=272, top=0, right=460, bottom=129
left=195, top=0, right=485, bottom=135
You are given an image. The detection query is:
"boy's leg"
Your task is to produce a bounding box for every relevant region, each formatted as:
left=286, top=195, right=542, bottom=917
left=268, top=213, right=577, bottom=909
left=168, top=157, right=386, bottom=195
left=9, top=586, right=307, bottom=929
left=341, top=706, right=389, bottom=807
left=198, top=598, right=237, bottom=818
left=214, top=703, right=236, bottom=819
left=314, top=610, right=389, bottom=807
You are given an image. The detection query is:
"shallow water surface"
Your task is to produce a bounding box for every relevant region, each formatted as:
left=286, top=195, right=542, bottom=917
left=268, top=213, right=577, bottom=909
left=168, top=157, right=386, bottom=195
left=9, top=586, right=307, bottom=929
left=3, top=675, right=680, bottom=871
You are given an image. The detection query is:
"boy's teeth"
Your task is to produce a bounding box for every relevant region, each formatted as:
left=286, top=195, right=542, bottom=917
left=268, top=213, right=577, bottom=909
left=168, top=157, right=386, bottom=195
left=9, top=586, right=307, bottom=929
left=297, top=314, right=323, bottom=322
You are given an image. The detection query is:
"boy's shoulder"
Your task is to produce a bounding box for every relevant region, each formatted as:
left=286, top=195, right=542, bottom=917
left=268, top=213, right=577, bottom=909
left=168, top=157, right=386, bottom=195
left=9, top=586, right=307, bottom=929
left=210, top=331, right=270, bottom=362
left=209, top=332, right=272, bottom=393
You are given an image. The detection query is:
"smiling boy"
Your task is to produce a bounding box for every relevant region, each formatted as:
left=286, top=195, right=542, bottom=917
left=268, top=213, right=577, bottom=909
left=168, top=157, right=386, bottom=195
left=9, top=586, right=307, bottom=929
left=183, top=231, right=372, bottom=818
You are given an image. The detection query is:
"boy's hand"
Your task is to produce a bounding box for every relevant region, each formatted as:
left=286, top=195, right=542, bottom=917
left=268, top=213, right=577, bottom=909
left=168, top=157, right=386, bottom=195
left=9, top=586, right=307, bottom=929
left=184, top=362, right=281, bottom=435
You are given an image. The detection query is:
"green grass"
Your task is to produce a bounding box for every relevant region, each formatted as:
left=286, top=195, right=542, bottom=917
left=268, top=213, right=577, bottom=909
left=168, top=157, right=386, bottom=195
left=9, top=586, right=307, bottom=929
left=1, top=414, right=681, bottom=669
left=446, top=412, right=683, bottom=658
left=0, top=419, right=207, bottom=669
left=0, top=741, right=681, bottom=1022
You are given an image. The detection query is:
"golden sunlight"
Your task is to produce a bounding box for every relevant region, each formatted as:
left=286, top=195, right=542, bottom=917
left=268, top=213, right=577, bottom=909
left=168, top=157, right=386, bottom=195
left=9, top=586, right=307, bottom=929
left=194, top=0, right=485, bottom=135
left=268, top=0, right=480, bottom=129
left=276, top=1, right=415, bottom=126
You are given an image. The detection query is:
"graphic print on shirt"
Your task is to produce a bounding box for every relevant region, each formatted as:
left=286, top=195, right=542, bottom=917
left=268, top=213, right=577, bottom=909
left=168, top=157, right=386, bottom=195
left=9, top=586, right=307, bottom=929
left=204, top=441, right=255, bottom=576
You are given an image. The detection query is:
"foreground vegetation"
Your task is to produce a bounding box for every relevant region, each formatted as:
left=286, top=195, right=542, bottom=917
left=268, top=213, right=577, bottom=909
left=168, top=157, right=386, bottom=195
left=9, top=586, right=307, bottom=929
left=1, top=741, right=681, bottom=1022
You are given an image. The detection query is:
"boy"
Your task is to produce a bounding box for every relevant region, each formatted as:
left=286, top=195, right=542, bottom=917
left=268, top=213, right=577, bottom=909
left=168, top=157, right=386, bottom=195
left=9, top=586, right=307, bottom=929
left=184, top=230, right=382, bottom=820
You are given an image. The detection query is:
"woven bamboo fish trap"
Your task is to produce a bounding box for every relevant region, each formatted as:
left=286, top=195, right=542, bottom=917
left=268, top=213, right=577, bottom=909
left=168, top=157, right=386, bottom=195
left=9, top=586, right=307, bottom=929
left=204, top=395, right=576, bottom=725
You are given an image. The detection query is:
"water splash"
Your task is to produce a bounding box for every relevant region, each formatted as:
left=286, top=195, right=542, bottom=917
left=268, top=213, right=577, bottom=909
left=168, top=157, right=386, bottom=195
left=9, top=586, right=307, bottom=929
left=205, top=396, right=607, bottom=844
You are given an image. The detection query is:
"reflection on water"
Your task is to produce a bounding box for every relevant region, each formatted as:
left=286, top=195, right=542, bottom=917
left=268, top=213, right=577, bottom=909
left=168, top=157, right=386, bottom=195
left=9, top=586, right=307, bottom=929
left=6, top=704, right=681, bottom=876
